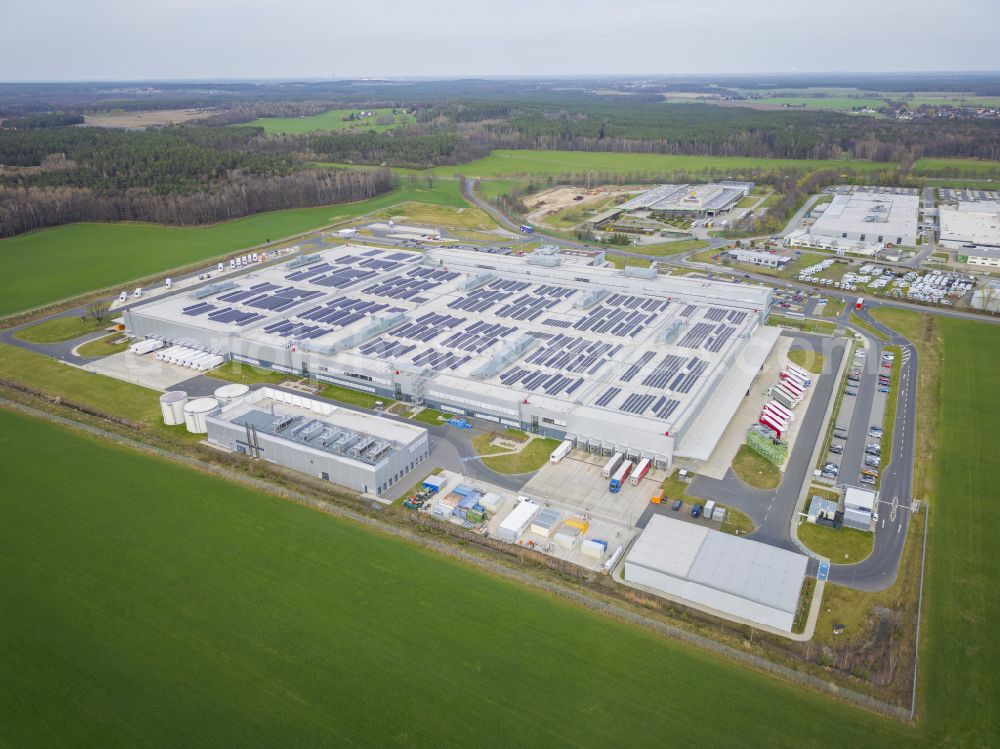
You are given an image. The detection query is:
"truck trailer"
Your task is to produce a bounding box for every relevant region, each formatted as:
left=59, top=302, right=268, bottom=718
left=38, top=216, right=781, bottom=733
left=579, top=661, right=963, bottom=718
left=549, top=439, right=572, bottom=464
left=602, top=452, right=624, bottom=479
left=609, top=461, right=634, bottom=493
left=630, top=457, right=651, bottom=486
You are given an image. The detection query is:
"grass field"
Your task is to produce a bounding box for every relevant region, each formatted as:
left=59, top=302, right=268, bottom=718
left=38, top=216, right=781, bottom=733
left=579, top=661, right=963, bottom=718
left=731, top=444, right=782, bottom=490
left=13, top=315, right=105, bottom=343
left=374, top=201, right=496, bottom=231
left=874, top=309, right=1000, bottom=746
left=0, top=408, right=922, bottom=747
left=0, top=183, right=464, bottom=317
left=912, top=157, right=1000, bottom=178
left=750, top=97, right=886, bottom=110
left=246, top=108, right=415, bottom=135
left=207, top=361, right=292, bottom=385
left=481, top=437, right=561, bottom=474
left=788, top=347, right=825, bottom=374
left=76, top=333, right=130, bottom=358
left=797, top=521, right=874, bottom=563
left=850, top=311, right=890, bottom=341
left=427, top=150, right=892, bottom=179
left=768, top=314, right=838, bottom=335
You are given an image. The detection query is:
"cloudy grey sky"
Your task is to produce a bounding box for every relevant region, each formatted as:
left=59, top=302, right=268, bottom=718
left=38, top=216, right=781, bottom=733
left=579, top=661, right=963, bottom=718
left=2, top=0, right=998, bottom=80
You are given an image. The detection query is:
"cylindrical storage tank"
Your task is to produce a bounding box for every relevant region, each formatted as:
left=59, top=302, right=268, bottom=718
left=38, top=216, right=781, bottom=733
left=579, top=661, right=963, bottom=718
left=159, top=390, right=188, bottom=425
left=214, top=383, right=250, bottom=407
left=183, top=397, right=219, bottom=434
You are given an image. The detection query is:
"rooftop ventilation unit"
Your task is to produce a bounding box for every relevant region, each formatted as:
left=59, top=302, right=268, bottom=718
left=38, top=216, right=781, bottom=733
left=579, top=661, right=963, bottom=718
left=471, top=333, right=536, bottom=379
left=660, top=319, right=685, bottom=344
left=624, top=262, right=657, bottom=280
left=286, top=254, right=325, bottom=270
left=528, top=254, right=561, bottom=267
left=575, top=288, right=608, bottom=309
left=459, top=272, right=494, bottom=291
left=191, top=280, right=237, bottom=299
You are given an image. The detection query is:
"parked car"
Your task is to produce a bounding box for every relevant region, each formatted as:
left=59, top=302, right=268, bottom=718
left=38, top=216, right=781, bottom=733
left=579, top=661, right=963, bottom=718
left=860, top=475, right=877, bottom=485
left=866, top=456, right=881, bottom=467
left=830, top=444, right=844, bottom=454
left=691, top=504, right=703, bottom=518
left=845, top=389, right=858, bottom=396
left=671, top=499, right=683, bottom=511
left=879, top=386, right=890, bottom=393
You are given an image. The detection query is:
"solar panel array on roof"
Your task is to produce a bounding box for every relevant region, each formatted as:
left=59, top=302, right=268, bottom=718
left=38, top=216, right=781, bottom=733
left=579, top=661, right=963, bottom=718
left=603, top=293, right=670, bottom=312
left=441, top=321, right=518, bottom=353
left=524, top=334, right=621, bottom=376
left=680, top=304, right=698, bottom=317
left=705, top=307, right=728, bottom=322
left=286, top=263, right=334, bottom=282
left=678, top=322, right=715, bottom=349
left=389, top=312, right=465, bottom=342
left=620, top=351, right=657, bottom=383
left=669, top=358, right=709, bottom=394
left=411, top=349, right=472, bottom=371
left=495, top=285, right=575, bottom=322
left=727, top=310, right=748, bottom=324
left=498, top=367, right=585, bottom=397
left=704, top=324, right=735, bottom=353
left=596, top=387, right=621, bottom=407
left=641, top=354, right=686, bottom=388
left=358, top=339, right=418, bottom=358
left=447, top=281, right=524, bottom=313
left=242, top=286, right=323, bottom=312
left=572, top=304, right=656, bottom=338
left=364, top=268, right=460, bottom=301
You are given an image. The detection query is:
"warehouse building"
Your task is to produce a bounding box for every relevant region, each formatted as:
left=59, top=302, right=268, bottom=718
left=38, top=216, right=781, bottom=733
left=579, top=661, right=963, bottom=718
left=590, top=181, right=754, bottom=228
left=205, top=386, right=429, bottom=496
left=939, top=202, right=1000, bottom=261
left=727, top=248, right=792, bottom=269
left=125, top=244, right=775, bottom=467
left=624, top=515, right=808, bottom=631
left=842, top=486, right=877, bottom=531
left=788, top=192, right=919, bottom=255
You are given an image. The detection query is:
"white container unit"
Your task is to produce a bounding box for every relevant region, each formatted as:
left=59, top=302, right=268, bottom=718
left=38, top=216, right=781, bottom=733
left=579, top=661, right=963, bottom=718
left=479, top=492, right=504, bottom=513
left=581, top=539, right=607, bottom=559
left=553, top=526, right=581, bottom=550
left=712, top=507, right=727, bottom=523
left=186, top=351, right=214, bottom=369
left=704, top=500, right=717, bottom=519
left=159, top=390, right=188, bottom=425
left=602, top=452, right=624, bottom=479
left=199, top=354, right=224, bottom=371
left=214, top=383, right=250, bottom=406
left=549, top=439, right=572, bottom=463
left=128, top=338, right=163, bottom=356
left=497, top=498, right=540, bottom=543
left=183, top=397, right=220, bottom=434
left=530, top=508, right=562, bottom=538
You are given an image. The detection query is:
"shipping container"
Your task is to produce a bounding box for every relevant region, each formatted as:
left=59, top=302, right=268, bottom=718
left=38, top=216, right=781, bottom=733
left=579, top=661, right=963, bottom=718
left=602, top=452, right=624, bottom=479
left=549, top=439, right=572, bottom=463
left=497, top=498, right=540, bottom=543
left=704, top=500, right=716, bottom=518
left=765, top=400, right=793, bottom=421
left=630, top=457, right=651, bottom=486
left=609, top=460, right=634, bottom=493
left=784, top=364, right=812, bottom=386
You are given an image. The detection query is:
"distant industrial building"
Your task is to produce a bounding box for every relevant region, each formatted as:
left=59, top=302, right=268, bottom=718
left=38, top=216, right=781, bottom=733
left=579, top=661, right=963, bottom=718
left=205, top=386, right=429, bottom=496
left=971, top=280, right=1000, bottom=313
left=125, top=244, right=776, bottom=467
left=786, top=192, right=920, bottom=255
left=624, top=515, right=808, bottom=631
left=939, top=202, right=1000, bottom=263
left=590, top=181, right=754, bottom=231
left=727, top=248, right=792, bottom=269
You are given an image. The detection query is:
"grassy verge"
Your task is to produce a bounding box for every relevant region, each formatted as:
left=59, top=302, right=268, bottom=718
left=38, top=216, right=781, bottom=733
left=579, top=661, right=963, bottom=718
left=719, top=506, right=756, bottom=536
left=798, top=521, right=874, bottom=563
left=788, top=346, right=825, bottom=374
left=373, top=201, right=496, bottom=231
left=876, top=346, right=902, bottom=480
left=817, top=339, right=858, bottom=468
left=318, top=383, right=392, bottom=410
left=207, top=361, right=293, bottom=385
left=13, top=316, right=105, bottom=343
left=767, top=314, right=838, bottom=335
left=0, top=342, right=197, bottom=444
left=407, top=407, right=446, bottom=426
left=731, top=444, right=782, bottom=490
left=481, top=437, right=561, bottom=474
left=821, top=297, right=847, bottom=318
left=850, top=311, right=890, bottom=341
left=76, top=333, right=131, bottom=358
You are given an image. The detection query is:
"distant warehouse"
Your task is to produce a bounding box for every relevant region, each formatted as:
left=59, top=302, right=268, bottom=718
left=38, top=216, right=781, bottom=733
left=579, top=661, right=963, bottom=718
left=785, top=192, right=919, bottom=255
left=590, top=181, right=754, bottom=230
left=727, top=248, right=792, bottom=269
left=939, top=201, right=1000, bottom=265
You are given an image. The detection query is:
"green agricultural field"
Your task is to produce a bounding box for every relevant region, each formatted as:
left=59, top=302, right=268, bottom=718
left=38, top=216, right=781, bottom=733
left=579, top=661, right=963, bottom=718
left=424, top=150, right=892, bottom=179
left=907, top=95, right=1000, bottom=108
left=0, top=408, right=918, bottom=747
left=0, top=183, right=464, bottom=317
left=913, top=158, right=1000, bottom=178
left=247, top=108, right=415, bottom=135
left=870, top=310, right=1000, bottom=746
left=750, top=97, right=886, bottom=110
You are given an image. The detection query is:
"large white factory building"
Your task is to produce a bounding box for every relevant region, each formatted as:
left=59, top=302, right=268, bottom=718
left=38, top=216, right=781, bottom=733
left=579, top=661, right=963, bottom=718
left=125, top=245, right=776, bottom=467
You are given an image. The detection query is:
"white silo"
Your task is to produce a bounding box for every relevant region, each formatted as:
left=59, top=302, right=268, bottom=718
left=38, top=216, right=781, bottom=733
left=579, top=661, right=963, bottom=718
left=159, top=390, right=188, bottom=426
left=183, top=397, right=220, bottom=434
left=213, top=383, right=250, bottom=407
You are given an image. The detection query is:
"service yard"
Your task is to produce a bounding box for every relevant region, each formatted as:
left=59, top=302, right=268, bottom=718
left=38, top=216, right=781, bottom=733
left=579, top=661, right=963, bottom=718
left=522, top=185, right=641, bottom=229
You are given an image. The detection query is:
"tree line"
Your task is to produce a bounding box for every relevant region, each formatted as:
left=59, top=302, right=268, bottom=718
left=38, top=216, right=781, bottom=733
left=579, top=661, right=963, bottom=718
left=0, top=164, right=394, bottom=237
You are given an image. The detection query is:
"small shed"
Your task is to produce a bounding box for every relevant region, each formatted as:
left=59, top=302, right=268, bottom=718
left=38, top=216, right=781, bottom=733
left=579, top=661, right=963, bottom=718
left=530, top=508, right=562, bottom=538
left=807, top=496, right=839, bottom=524
left=423, top=475, right=447, bottom=493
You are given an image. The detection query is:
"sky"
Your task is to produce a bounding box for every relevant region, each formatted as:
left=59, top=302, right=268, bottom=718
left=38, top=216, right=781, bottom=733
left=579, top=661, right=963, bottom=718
left=2, top=0, right=999, bottom=80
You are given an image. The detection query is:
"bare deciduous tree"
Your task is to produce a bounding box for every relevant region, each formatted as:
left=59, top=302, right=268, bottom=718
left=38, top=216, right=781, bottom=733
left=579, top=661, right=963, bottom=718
left=87, top=300, right=111, bottom=325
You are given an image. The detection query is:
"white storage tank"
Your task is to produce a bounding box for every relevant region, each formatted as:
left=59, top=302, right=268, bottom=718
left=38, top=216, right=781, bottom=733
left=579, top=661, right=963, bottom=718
left=214, top=383, right=250, bottom=406
left=183, top=397, right=219, bottom=434
left=159, top=390, right=188, bottom=426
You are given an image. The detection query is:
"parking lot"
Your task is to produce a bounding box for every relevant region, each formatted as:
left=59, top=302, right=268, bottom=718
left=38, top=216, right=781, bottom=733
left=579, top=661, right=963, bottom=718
left=521, top=451, right=666, bottom=529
